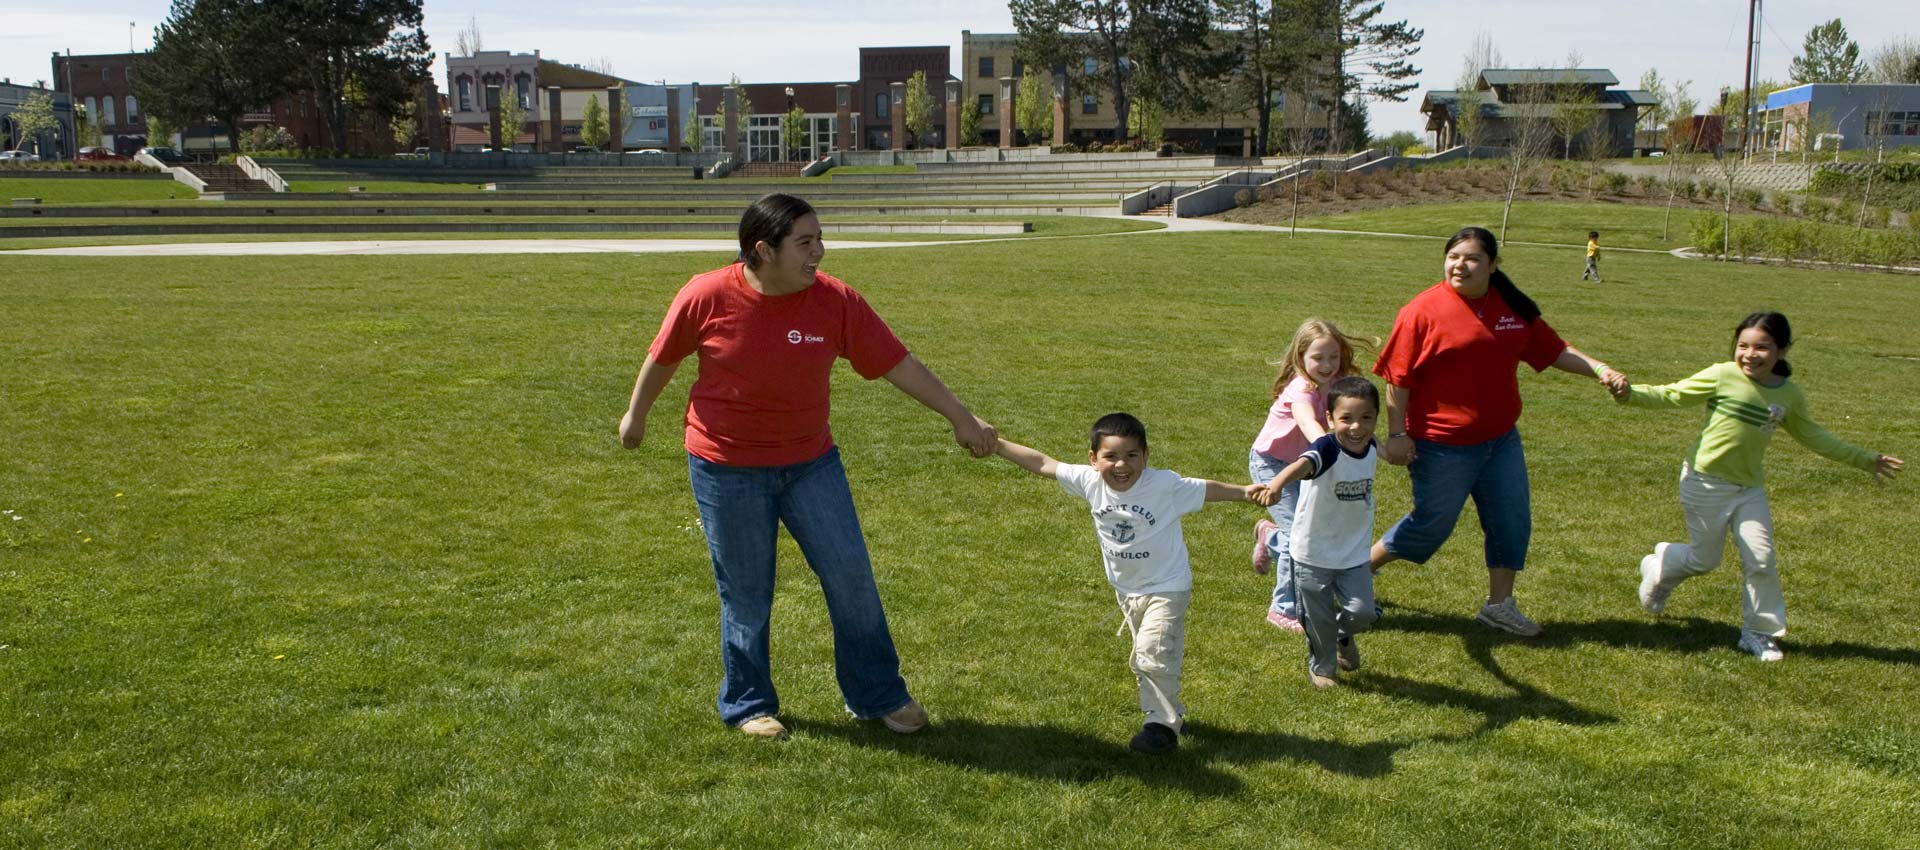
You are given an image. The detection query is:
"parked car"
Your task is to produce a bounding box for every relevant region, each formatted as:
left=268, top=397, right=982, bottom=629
left=624, top=148, right=665, bottom=156
left=570, top=146, right=601, bottom=154
left=139, top=146, right=184, bottom=165
left=0, top=150, right=41, bottom=163
left=76, top=147, right=131, bottom=162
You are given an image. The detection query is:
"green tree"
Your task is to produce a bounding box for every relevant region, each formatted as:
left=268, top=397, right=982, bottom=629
left=781, top=106, right=807, bottom=160
left=1448, top=29, right=1497, bottom=157
left=8, top=92, right=57, bottom=153
left=1126, top=93, right=1164, bottom=144
left=1337, top=96, right=1369, bottom=152
left=725, top=75, right=753, bottom=122
left=281, top=0, right=434, bottom=153
left=1369, top=130, right=1417, bottom=154
left=683, top=112, right=703, bottom=152
left=1213, top=0, right=1318, bottom=158
left=136, top=0, right=295, bottom=155
left=1015, top=72, right=1051, bottom=144
left=1866, top=37, right=1920, bottom=83
left=1012, top=0, right=1219, bottom=140
left=389, top=113, right=416, bottom=150
left=145, top=112, right=179, bottom=149
left=1451, top=85, right=1484, bottom=155
left=959, top=96, right=983, bottom=146
left=497, top=95, right=524, bottom=150
left=902, top=70, right=934, bottom=148
left=72, top=102, right=98, bottom=151
left=1789, top=18, right=1866, bottom=84
left=1637, top=69, right=1673, bottom=133
left=580, top=94, right=608, bottom=149
left=1547, top=64, right=1596, bottom=159
left=1323, top=0, right=1424, bottom=155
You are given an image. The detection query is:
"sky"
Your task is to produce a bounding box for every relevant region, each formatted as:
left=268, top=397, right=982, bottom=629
left=3, top=0, right=1913, bottom=138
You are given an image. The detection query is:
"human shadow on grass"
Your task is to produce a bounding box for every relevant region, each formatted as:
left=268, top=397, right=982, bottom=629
left=801, top=716, right=1412, bottom=793
left=1375, top=601, right=1920, bottom=666
left=1342, top=601, right=1621, bottom=742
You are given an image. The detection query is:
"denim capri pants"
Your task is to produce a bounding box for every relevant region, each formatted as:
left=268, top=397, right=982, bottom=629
left=1380, top=427, right=1531, bottom=570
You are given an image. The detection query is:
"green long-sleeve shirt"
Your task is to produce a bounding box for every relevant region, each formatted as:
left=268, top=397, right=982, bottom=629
left=1620, top=361, right=1877, bottom=487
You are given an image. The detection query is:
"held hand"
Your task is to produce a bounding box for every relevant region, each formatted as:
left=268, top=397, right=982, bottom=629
left=618, top=410, right=646, bottom=450
left=1874, top=454, right=1905, bottom=482
left=1245, top=483, right=1269, bottom=505
left=1383, top=433, right=1416, bottom=466
left=953, top=415, right=998, bottom=458
left=1602, top=370, right=1631, bottom=399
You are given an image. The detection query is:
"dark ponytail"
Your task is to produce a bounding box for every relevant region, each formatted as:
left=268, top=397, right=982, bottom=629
left=1446, top=227, right=1540, bottom=323
left=1734, top=311, right=1794, bottom=377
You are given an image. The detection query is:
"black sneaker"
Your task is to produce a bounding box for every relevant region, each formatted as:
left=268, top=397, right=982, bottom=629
left=1129, top=722, right=1179, bottom=755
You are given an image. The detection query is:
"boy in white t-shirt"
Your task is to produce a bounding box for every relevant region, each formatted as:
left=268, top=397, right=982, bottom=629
left=994, top=413, right=1263, bottom=755
left=1255, top=377, right=1382, bottom=688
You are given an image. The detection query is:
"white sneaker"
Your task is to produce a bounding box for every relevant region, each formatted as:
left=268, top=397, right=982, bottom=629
left=1476, top=596, right=1543, bottom=637
left=1737, top=630, right=1784, bottom=662
left=1638, top=544, right=1674, bottom=614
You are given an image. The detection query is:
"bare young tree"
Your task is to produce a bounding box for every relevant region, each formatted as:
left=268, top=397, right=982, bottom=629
left=1866, top=37, right=1920, bottom=83
left=455, top=16, right=482, bottom=58
left=1498, top=76, right=1561, bottom=240
left=1660, top=86, right=1700, bottom=241
left=1451, top=30, right=1498, bottom=157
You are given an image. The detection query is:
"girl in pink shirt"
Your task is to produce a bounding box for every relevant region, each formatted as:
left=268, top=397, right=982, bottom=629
left=1249, top=318, right=1373, bottom=631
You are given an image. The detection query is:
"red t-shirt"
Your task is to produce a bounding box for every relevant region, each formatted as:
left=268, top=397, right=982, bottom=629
left=1372, top=281, right=1567, bottom=445
left=648, top=263, right=910, bottom=467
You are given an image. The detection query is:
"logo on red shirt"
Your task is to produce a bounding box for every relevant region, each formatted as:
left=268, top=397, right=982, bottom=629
left=787, top=329, right=825, bottom=344
left=1493, top=316, right=1525, bottom=332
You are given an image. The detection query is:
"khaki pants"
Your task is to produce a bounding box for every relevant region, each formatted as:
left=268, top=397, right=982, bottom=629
left=1116, top=590, right=1190, bottom=731
left=1648, top=465, right=1784, bottom=636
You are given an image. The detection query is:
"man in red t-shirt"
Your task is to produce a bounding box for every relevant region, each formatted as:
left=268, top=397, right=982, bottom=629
left=620, top=195, right=996, bottom=739
left=1369, top=227, right=1621, bottom=637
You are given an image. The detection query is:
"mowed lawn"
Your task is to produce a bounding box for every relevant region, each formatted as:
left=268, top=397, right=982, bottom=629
left=2, top=232, right=1917, bottom=848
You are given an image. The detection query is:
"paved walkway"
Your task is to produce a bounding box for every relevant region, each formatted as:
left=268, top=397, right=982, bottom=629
left=0, top=214, right=1278, bottom=257
left=0, top=213, right=1688, bottom=258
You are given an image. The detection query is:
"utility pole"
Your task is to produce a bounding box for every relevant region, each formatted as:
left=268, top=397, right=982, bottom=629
left=1738, top=0, right=1763, bottom=160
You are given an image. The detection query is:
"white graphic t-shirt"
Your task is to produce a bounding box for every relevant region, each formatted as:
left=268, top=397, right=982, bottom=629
left=1289, top=434, right=1378, bottom=570
left=1056, top=464, right=1208, bottom=595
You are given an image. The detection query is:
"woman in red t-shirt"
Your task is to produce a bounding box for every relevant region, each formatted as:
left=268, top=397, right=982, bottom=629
left=619, top=194, right=997, bottom=739
left=1369, top=227, right=1623, bottom=637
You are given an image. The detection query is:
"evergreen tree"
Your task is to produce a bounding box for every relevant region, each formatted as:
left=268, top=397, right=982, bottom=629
left=1789, top=19, right=1866, bottom=84
left=136, top=0, right=295, bottom=154
left=1322, top=0, right=1423, bottom=154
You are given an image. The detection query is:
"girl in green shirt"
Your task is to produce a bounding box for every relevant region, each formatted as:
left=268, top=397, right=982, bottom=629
left=1605, top=312, right=1904, bottom=661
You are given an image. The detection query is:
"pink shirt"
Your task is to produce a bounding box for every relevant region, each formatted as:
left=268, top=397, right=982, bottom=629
left=648, top=263, right=910, bottom=467
left=1251, top=375, right=1325, bottom=460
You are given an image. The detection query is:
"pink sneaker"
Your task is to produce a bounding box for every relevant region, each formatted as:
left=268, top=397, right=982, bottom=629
left=1252, top=519, right=1277, bottom=574
left=1266, top=610, right=1304, bottom=633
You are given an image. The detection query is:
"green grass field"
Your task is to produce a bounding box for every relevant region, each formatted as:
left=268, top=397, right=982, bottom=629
left=286, top=180, right=489, bottom=194
left=3, top=230, right=1917, bottom=848
left=1292, top=201, right=1746, bottom=251
left=0, top=177, right=198, bottom=204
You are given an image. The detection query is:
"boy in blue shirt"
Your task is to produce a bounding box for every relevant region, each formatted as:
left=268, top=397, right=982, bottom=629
left=1255, top=377, right=1383, bottom=687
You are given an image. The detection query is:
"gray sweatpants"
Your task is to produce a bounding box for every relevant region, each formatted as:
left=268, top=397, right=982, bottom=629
left=1293, top=561, right=1378, bottom=677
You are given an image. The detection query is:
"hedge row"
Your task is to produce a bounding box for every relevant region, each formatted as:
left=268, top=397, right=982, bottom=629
left=1690, top=213, right=1920, bottom=268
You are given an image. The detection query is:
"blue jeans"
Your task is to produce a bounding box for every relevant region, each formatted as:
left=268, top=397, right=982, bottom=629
left=687, top=447, right=911, bottom=726
left=1248, top=448, right=1301, bottom=617
left=1380, top=427, right=1531, bottom=570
